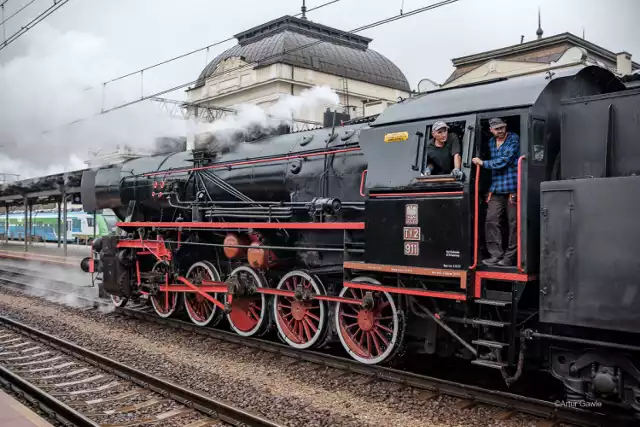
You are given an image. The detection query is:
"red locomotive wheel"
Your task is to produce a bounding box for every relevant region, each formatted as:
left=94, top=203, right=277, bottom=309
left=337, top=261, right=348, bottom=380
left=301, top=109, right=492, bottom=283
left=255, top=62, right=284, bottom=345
left=273, top=271, right=327, bottom=350
left=150, top=262, right=179, bottom=318
left=184, top=261, right=223, bottom=327
left=335, top=277, right=403, bottom=365
left=226, top=266, right=271, bottom=337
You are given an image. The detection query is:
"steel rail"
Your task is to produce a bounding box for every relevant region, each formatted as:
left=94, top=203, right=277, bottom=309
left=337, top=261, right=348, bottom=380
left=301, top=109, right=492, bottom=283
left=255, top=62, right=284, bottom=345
left=0, top=268, right=629, bottom=427
left=0, top=364, right=99, bottom=427
left=0, top=314, right=283, bottom=427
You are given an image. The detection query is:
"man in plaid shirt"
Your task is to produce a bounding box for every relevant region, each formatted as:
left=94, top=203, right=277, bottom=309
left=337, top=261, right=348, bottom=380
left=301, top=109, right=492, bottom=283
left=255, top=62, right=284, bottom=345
left=472, top=118, right=520, bottom=267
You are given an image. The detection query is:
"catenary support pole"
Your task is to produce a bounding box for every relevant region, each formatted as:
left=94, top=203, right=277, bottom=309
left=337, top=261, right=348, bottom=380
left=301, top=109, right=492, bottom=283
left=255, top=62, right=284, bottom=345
left=23, top=197, right=27, bottom=252
left=28, top=202, right=32, bottom=246
left=62, top=188, right=67, bottom=257
left=57, top=197, right=61, bottom=248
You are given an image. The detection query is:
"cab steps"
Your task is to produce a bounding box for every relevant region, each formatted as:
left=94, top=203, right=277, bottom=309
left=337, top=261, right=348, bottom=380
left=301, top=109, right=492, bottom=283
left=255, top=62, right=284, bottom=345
left=472, top=339, right=509, bottom=349
left=471, top=318, right=510, bottom=328
left=471, top=359, right=508, bottom=369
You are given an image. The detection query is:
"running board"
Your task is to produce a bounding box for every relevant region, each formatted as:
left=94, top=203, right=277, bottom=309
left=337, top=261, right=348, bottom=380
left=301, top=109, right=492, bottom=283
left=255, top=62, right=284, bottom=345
left=475, top=299, right=511, bottom=306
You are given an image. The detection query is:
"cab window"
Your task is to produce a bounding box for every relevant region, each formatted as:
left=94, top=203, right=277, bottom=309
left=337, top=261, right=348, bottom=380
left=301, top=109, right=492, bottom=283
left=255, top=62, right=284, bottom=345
left=421, top=120, right=466, bottom=176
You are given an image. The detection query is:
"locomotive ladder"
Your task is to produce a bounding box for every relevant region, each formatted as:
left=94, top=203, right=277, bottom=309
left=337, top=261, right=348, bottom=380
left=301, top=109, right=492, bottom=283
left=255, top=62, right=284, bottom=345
left=471, top=273, right=532, bottom=371
left=471, top=287, right=516, bottom=370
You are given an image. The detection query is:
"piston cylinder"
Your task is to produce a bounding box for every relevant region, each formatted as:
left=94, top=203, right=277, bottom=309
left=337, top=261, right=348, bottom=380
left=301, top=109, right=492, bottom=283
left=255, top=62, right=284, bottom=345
left=223, top=233, right=250, bottom=259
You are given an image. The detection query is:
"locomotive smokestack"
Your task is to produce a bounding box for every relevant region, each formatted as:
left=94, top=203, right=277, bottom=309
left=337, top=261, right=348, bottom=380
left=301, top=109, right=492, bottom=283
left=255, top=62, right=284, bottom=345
left=323, top=108, right=350, bottom=128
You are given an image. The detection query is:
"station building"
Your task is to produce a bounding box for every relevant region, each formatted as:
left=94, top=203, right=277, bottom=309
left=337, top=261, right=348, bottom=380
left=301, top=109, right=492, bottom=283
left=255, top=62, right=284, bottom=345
left=185, top=15, right=411, bottom=127
left=440, top=32, right=639, bottom=89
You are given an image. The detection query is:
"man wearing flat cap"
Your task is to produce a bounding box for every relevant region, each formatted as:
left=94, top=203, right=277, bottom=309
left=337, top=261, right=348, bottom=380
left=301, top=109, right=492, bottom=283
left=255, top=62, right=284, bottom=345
left=472, top=118, right=520, bottom=267
left=423, top=121, right=464, bottom=179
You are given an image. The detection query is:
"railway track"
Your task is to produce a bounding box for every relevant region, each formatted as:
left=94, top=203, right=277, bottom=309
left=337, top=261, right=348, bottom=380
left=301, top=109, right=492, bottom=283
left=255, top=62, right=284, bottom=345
left=0, top=265, right=631, bottom=427
left=0, top=312, right=282, bottom=426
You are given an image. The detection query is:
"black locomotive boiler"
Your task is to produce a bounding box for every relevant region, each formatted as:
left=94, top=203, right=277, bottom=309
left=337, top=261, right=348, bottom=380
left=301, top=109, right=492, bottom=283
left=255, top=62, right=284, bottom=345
left=80, top=64, right=640, bottom=415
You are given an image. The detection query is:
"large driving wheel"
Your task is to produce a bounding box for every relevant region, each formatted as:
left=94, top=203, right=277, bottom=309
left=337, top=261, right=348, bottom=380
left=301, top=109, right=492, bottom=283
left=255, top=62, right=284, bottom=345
left=184, top=261, right=224, bottom=327
left=225, top=266, right=271, bottom=337
left=335, top=277, right=404, bottom=365
left=273, top=270, right=328, bottom=350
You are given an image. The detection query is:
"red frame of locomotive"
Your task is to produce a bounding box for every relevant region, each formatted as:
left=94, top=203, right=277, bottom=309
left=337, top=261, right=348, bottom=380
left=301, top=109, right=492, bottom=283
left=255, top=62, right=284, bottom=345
left=99, top=153, right=535, bottom=312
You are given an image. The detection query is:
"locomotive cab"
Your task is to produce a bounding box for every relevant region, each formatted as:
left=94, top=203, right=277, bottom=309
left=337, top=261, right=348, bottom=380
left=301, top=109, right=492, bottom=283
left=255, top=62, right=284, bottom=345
left=358, top=65, right=619, bottom=286
left=359, top=109, right=536, bottom=277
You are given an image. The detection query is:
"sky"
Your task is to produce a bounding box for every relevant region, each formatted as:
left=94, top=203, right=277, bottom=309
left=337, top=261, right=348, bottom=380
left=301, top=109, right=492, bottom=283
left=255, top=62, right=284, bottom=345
left=0, top=0, right=638, bottom=177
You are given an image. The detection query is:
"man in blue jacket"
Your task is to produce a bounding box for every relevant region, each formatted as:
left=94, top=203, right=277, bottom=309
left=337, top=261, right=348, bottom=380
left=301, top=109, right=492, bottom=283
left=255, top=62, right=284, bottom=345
left=472, top=118, right=520, bottom=267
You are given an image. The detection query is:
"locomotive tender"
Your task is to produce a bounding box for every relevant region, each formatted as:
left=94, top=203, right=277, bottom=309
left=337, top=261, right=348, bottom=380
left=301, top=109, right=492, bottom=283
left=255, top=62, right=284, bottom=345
left=80, top=65, right=640, bottom=414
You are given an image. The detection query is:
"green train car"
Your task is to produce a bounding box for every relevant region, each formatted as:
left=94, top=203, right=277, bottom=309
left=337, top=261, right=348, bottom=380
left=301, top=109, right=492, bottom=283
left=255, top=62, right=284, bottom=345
left=0, top=208, right=117, bottom=243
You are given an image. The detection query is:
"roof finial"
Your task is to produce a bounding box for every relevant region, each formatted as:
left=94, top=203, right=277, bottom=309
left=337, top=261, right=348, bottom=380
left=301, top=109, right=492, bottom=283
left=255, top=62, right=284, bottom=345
left=536, top=7, right=543, bottom=40
left=301, top=0, right=307, bottom=20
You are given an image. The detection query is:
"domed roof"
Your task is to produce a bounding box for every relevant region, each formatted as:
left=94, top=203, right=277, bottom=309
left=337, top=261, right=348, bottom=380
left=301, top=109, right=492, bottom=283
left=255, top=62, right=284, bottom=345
left=195, top=15, right=410, bottom=92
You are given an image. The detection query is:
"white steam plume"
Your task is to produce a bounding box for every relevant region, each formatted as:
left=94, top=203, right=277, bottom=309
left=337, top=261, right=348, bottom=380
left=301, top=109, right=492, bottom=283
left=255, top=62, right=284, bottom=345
left=193, top=85, right=340, bottom=149
left=0, top=24, right=186, bottom=179
left=0, top=24, right=342, bottom=180
left=0, top=258, right=114, bottom=314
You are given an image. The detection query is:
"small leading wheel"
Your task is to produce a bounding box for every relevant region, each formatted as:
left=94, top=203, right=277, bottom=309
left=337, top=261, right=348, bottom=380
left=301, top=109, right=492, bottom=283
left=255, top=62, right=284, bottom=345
left=184, top=261, right=224, bottom=327
left=226, top=266, right=271, bottom=337
left=150, top=262, right=179, bottom=318
left=335, top=277, right=404, bottom=365
left=273, top=270, right=328, bottom=350
left=110, top=295, right=127, bottom=308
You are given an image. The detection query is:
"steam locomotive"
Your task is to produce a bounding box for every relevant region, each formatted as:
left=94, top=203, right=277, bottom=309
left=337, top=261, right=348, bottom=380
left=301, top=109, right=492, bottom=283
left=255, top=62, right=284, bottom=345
left=80, top=65, right=640, bottom=414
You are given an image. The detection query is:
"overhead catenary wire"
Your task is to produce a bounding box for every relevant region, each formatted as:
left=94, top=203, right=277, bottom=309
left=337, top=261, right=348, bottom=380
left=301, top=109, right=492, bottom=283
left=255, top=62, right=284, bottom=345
left=0, top=0, right=37, bottom=28
left=0, top=0, right=73, bottom=52
left=42, top=0, right=462, bottom=134
left=103, top=0, right=461, bottom=111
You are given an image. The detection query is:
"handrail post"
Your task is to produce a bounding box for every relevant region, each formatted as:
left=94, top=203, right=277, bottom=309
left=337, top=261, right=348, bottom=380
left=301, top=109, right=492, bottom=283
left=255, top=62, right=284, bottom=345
left=517, top=155, right=526, bottom=273
left=469, top=166, right=481, bottom=270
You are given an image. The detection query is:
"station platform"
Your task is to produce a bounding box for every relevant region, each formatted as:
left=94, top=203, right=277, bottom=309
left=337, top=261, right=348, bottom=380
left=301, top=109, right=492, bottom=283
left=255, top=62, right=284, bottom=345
left=0, top=390, right=54, bottom=427
left=0, top=241, right=88, bottom=267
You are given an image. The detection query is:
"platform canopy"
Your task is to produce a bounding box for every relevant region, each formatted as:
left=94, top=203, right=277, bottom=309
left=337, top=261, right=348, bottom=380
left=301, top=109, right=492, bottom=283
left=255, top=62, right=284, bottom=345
left=0, top=169, right=85, bottom=207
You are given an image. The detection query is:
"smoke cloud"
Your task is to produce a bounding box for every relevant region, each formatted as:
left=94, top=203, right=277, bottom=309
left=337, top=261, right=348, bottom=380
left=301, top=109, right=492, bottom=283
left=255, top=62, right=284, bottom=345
left=0, top=24, right=186, bottom=180
left=193, top=85, right=340, bottom=150
left=0, top=24, right=341, bottom=180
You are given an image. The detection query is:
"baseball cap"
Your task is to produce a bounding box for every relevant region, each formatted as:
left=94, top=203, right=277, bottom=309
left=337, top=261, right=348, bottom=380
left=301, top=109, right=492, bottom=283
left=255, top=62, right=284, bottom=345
left=432, top=121, right=449, bottom=132
left=489, top=118, right=506, bottom=129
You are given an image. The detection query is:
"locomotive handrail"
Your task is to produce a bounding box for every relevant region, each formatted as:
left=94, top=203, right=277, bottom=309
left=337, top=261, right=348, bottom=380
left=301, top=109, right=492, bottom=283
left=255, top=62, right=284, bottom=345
left=369, top=191, right=463, bottom=198
left=470, top=156, right=525, bottom=272
left=517, top=155, right=526, bottom=273
left=144, top=146, right=361, bottom=177
left=415, top=176, right=457, bottom=183
left=469, top=166, right=481, bottom=270
left=411, top=131, right=424, bottom=171
left=359, top=169, right=368, bottom=197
